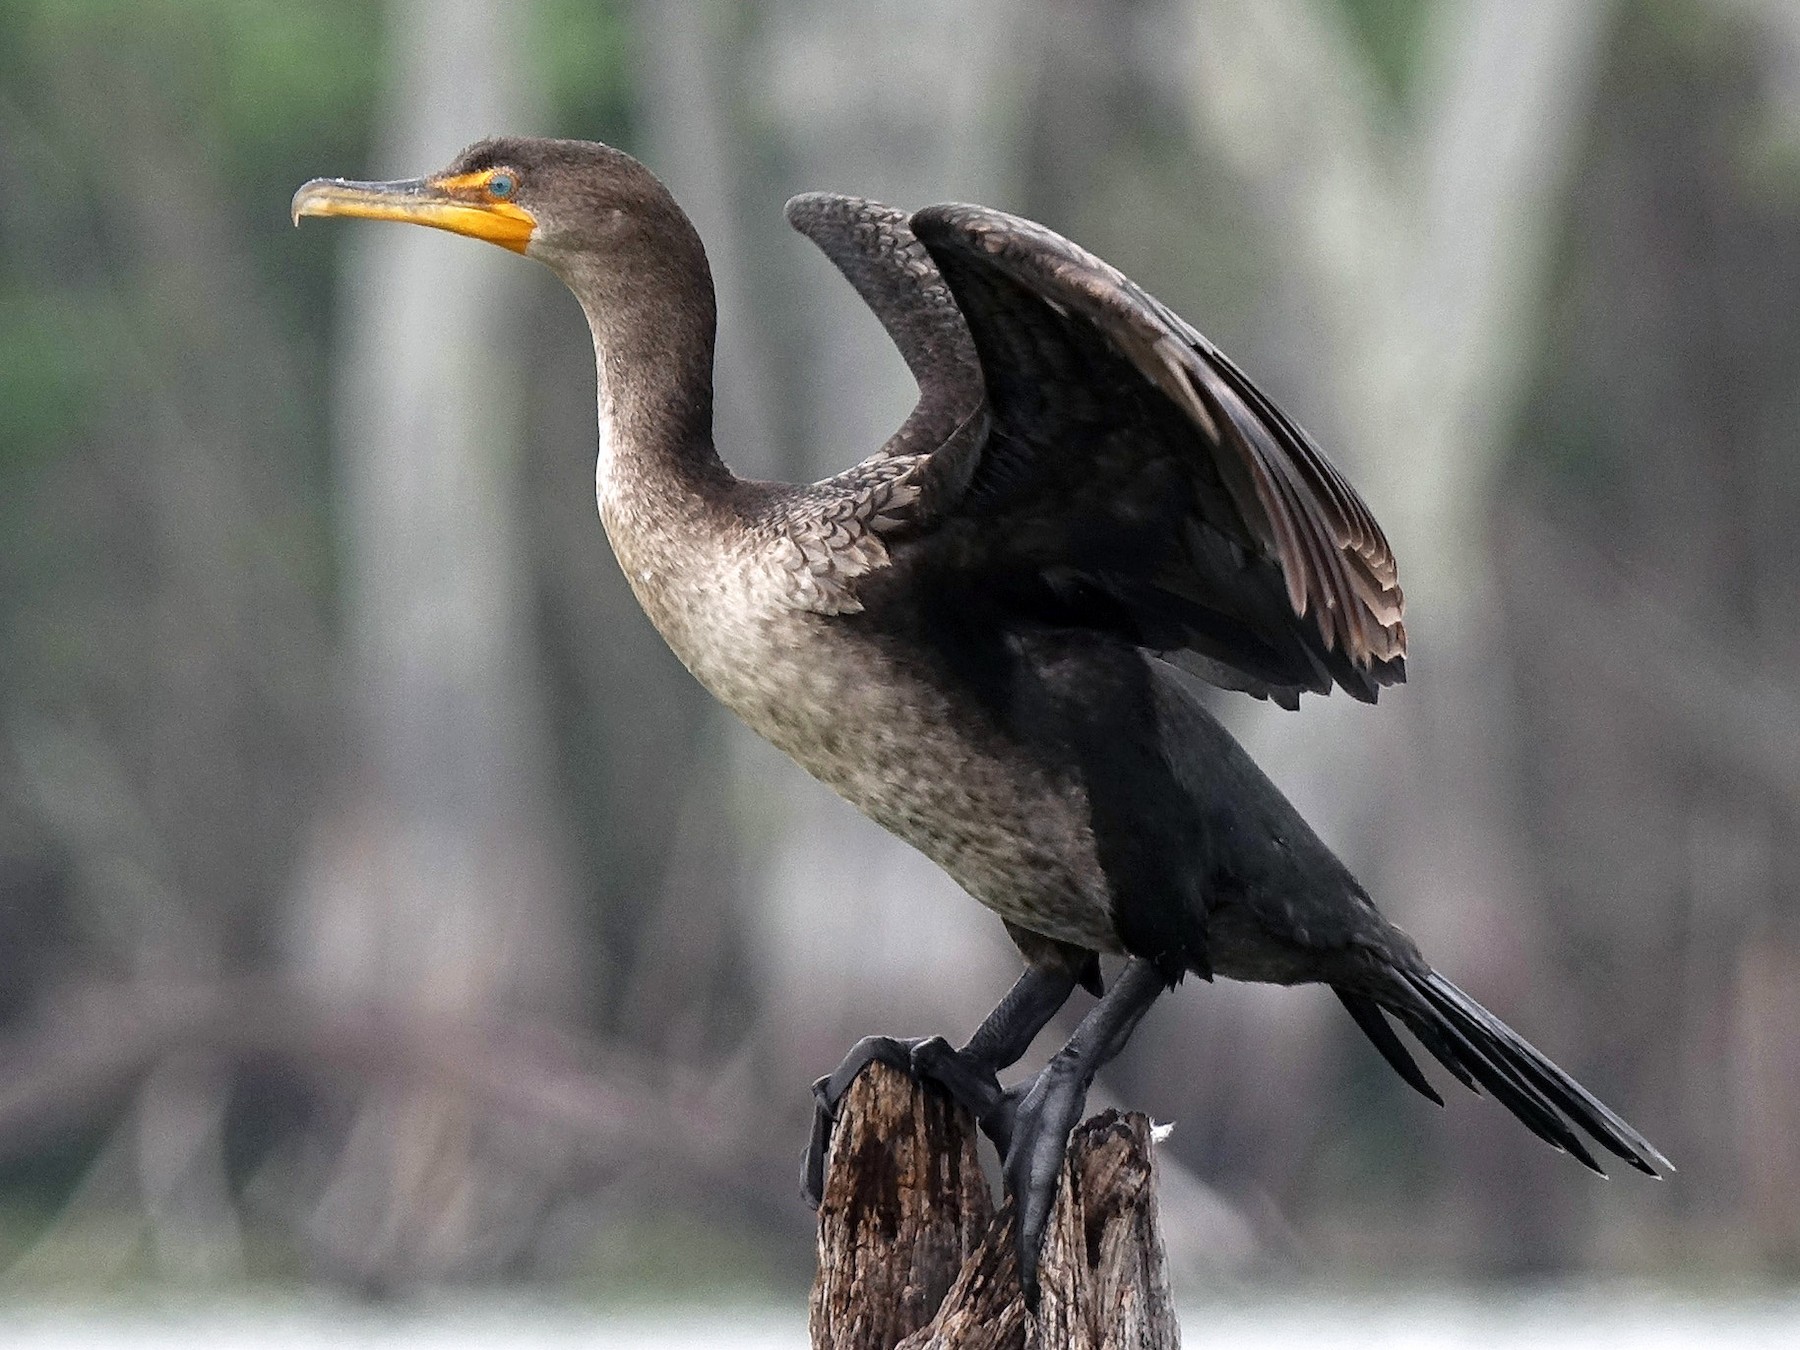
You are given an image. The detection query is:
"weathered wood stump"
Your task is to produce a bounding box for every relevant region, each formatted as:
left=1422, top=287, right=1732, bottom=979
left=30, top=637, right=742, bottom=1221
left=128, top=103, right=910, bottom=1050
left=810, top=1062, right=1179, bottom=1349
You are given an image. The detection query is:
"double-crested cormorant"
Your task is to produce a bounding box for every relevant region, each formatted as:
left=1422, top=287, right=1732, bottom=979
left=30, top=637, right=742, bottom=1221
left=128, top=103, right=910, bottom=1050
left=294, top=137, right=1668, bottom=1290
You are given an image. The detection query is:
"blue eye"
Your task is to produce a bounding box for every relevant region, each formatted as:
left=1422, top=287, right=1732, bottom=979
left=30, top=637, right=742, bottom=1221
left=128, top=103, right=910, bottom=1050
left=489, top=172, right=515, bottom=198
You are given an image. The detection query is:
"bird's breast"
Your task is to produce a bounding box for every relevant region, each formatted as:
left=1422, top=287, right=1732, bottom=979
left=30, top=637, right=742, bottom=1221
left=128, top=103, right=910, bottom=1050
left=662, top=565, right=1121, bottom=954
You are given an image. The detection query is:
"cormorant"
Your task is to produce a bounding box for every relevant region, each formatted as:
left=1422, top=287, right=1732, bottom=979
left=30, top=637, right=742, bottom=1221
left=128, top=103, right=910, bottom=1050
left=294, top=137, right=1668, bottom=1291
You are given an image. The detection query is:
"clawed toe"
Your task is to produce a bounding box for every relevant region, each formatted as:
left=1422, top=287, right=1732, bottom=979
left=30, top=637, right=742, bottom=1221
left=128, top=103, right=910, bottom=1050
left=819, top=1035, right=919, bottom=1109
left=1001, top=1057, right=1090, bottom=1301
left=910, top=1036, right=1005, bottom=1118
left=803, top=1032, right=1022, bottom=1208
left=802, top=1035, right=922, bottom=1207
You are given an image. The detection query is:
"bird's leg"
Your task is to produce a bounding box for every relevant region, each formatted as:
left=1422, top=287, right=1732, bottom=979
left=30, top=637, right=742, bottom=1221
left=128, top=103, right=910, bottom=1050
left=802, top=963, right=1081, bottom=1207
left=1003, top=958, right=1167, bottom=1299
left=910, top=960, right=1090, bottom=1149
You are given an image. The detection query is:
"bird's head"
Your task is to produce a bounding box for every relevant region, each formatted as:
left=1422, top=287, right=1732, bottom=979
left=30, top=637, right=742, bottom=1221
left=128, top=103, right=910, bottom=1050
left=292, top=136, right=696, bottom=276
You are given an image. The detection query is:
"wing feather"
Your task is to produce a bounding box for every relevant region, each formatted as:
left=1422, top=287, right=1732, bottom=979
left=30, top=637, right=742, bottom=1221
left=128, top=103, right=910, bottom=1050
left=784, top=193, right=982, bottom=466
left=780, top=195, right=1405, bottom=702
left=910, top=203, right=1406, bottom=699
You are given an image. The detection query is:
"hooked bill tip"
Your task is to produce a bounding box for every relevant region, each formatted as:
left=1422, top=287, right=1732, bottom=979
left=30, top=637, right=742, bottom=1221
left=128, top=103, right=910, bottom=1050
left=290, top=177, right=338, bottom=227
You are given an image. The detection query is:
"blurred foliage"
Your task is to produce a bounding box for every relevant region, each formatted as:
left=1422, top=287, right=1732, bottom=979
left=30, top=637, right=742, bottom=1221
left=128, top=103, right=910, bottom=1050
left=537, top=0, right=637, bottom=145
left=1519, top=0, right=1800, bottom=527
left=1334, top=0, right=1433, bottom=104
left=0, top=0, right=380, bottom=371
left=0, top=0, right=632, bottom=522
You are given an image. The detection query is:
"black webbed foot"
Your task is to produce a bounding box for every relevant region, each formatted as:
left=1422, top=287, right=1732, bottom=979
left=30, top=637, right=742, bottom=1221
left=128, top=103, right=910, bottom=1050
left=803, top=1035, right=917, bottom=1207
left=908, top=1036, right=1007, bottom=1124
left=802, top=963, right=1091, bottom=1209
left=802, top=1034, right=1017, bottom=1207
left=1001, top=1053, right=1092, bottom=1301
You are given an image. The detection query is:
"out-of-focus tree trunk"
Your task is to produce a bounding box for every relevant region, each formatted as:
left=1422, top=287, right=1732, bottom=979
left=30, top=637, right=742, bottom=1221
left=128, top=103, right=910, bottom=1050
left=1722, top=0, right=1800, bottom=1269
left=1179, top=0, right=1614, bottom=1269
left=637, top=1, right=780, bottom=484
left=594, top=0, right=771, bottom=1065
left=1507, top=2, right=1800, bottom=1271
left=287, top=0, right=578, bottom=1286
left=0, top=28, right=334, bottom=1279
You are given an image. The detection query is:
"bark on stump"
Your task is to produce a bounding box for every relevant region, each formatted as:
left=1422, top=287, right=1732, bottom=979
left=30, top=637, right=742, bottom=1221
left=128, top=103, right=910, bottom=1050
left=810, top=1062, right=1179, bottom=1349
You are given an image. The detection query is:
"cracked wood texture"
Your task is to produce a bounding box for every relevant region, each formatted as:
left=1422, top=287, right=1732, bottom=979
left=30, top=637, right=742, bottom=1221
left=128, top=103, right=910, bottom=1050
left=810, top=1062, right=1179, bottom=1350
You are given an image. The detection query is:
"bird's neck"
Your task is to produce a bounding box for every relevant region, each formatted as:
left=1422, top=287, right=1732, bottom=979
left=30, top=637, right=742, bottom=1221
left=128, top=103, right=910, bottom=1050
left=562, top=247, right=737, bottom=584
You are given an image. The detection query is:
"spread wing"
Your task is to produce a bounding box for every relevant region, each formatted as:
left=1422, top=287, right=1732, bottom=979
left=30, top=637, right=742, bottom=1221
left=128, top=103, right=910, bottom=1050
left=905, top=203, right=1406, bottom=705
left=765, top=194, right=985, bottom=614
left=778, top=196, right=1405, bottom=704
left=783, top=193, right=983, bottom=464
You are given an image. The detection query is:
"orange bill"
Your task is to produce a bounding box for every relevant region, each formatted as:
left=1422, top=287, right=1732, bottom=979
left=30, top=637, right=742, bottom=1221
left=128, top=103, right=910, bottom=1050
left=291, top=172, right=536, bottom=252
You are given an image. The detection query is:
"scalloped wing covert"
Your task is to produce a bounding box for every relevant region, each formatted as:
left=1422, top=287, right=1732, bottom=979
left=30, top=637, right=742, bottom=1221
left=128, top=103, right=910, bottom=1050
left=764, top=454, right=924, bottom=614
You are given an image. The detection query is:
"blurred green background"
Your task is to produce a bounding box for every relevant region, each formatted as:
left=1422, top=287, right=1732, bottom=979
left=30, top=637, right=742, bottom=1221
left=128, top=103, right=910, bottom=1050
left=2, top=0, right=1799, bottom=1330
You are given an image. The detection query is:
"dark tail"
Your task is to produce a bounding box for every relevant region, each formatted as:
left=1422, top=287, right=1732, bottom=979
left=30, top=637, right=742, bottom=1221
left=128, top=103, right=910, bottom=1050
left=1335, top=970, right=1672, bottom=1177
